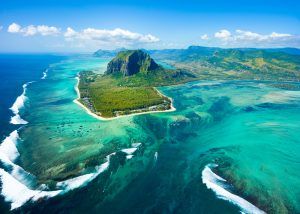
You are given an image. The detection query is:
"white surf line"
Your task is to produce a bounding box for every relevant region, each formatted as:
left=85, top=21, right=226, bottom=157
left=0, top=169, right=62, bottom=210
left=122, top=142, right=141, bottom=159
left=0, top=130, right=61, bottom=210
left=202, top=164, right=266, bottom=214
left=154, top=152, right=158, bottom=163
left=0, top=129, right=141, bottom=210
left=0, top=130, right=20, bottom=162
left=9, top=82, right=34, bottom=125
left=121, top=148, right=138, bottom=154
left=73, top=76, right=176, bottom=121
left=194, top=80, right=223, bottom=87
left=56, top=154, right=112, bottom=191
left=41, top=68, right=48, bottom=79
left=0, top=129, right=113, bottom=210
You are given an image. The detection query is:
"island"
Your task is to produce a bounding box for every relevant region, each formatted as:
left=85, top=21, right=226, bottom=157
left=95, top=46, right=300, bottom=82
left=76, top=49, right=196, bottom=119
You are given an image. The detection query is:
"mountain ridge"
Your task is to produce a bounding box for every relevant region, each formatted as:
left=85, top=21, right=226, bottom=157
left=106, top=50, right=159, bottom=76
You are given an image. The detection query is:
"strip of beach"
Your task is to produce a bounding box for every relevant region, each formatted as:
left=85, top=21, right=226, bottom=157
left=73, top=76, right=176, bottom=121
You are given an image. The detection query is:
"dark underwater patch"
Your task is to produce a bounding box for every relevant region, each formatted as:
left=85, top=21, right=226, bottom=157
left=256, top=102, right=297, bottom=109
left=47, top=98, right=73, bottom=105
left=243, top=106, right=257, bottom=112
left=208, top=96, right=234, bottom=121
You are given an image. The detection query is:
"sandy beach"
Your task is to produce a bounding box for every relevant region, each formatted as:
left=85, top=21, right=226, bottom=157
left=73, top=76, right=176, bottom=121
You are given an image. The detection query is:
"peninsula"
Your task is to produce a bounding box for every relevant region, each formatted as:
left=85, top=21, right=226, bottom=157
left=77, top=50, right=196, bottom=118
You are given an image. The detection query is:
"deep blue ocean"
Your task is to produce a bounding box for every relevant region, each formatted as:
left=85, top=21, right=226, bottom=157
left=0, top=54, right=299, bottom=213
left=0, top=54, right=65, bottom=211
left=0, top=54, right=64, bottom=140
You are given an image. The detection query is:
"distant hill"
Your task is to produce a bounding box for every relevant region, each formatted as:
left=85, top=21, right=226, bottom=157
left=94, top=46, right=300, bottom=58
left=93, top=48, right=127, bottom=58
left=93, top=46, right=300, bottom=81
left=149, top=46, right=300, bottom=81
left=264, top=48, right=300, bottom=55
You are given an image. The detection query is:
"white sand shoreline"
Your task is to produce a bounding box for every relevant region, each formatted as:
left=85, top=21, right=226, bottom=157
left=73, top=76, right=176, bottom=121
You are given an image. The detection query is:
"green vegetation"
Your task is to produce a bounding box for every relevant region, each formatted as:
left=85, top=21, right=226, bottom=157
left=106, top=49, right=159, bottom=76
left=150, top=46, right=300, bottom=81
left=82, top=47, right=300, bottom=118
left=79, top=71, right=171, bottom=117
left=78, top=50, right=196, bottom=118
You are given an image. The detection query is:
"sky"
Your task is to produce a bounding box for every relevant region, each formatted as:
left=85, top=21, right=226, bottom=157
left=0, top=0, right=300, bottom=52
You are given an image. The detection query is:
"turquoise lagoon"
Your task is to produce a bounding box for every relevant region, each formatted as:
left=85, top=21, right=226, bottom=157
left=1, top=55, right=300, bottom=213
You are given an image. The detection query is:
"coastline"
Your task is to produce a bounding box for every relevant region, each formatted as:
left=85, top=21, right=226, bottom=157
left=73, top=76, right=176, bottom=121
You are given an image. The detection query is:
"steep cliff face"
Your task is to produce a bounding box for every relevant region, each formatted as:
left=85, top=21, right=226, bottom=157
left=106, top=50, right=159, bottom=76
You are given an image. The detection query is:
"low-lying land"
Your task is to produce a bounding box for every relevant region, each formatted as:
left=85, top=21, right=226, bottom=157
left=95, top=46, right=300, bottom=81
left=80, top=47, right=300, bottom=119
left=78, top=50, right=196, bottom=118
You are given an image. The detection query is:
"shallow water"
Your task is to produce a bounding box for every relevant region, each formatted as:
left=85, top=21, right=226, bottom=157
left=1, top=55, right=300, bottom=213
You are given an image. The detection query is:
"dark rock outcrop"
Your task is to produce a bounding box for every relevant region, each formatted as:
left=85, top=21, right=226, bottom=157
left=106, top=50, right=159, bottom=76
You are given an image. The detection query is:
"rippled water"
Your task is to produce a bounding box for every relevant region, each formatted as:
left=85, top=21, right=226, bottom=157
left=1, top=55, right=300, bottom=213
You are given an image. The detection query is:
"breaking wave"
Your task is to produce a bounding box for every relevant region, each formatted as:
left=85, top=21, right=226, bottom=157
left=202, top=164, right=265, bottom=214
left=195, top=81, right=223, bottom=87
left=0, top=169, right=61, bottom=210
left=0, top=130, right=20, bottom=162
left=41, top=69, right=48, bottom=80
left=122, top=142, right=141, bottom=160
left=0, top=130, right=112, bottom=210
left=9, top=82, right=32, bottom=125
left=56, top=158, right=110, bottom=191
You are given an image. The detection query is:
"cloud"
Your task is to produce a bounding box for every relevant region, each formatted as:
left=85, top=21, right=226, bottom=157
left=36, top=25, right=60, bottom=36
left=64, top=27, right=77, bottom=37
left=200, top=34, right=209, bottom=40
left=64, top=27, right=159, bottom=48
left=214, top=29, right=231, bottom=40
left=7, top=23, right=60, bottom=36
left=203, top=29, right=299, bottom=47
left=0, top=26, right=3, bottom=31
left=6, top=23, right=160, bottom=50
left=235, top=30, right=292, bottom=42
left=8, top=23, right=21, bottom=33
left=269, top=32, right=291, bottom=38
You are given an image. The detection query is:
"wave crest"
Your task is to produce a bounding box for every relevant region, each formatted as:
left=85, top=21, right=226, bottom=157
left=9, top=82, right=32, bottom=125
left=0, top=130, right=112, bottom=210
left=202, top=164, right=265, bottom=214
left=0, top=130, right=20, bottom=162
left=41, top=69, right=48, bottom=80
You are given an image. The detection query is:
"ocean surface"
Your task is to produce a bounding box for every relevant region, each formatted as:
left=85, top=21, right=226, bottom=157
left=0, top=54, right=299, bottom=213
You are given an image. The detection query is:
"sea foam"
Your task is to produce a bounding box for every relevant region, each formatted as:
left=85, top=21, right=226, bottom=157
left=0, top=130, right=61, bottom=210
left=56, top=157, right=110, bottom=191
left=0, top=130, right=112, bottom=210
left=0, top=132, right=37, bottom=189
left=9, top=82, right=32, bottom=125
left=0, top=130, right=20, bottom=162
left=202, top=164, right=265, bottom=214
left=41, top=69, right=48, bottom=79
left=195, top=81, right=223, bottom=87
left=121, top=148, right=137, bottom=155
left=122, top=143, right=141, bottom=159
left=154, top=152, right=158, bottom=162
left=0, top=169, right=61, bottom=210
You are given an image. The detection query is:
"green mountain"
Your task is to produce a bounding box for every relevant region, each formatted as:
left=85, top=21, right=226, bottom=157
left=94, top=46, right=300, bottom=81
left=106, top=50, right=159, bottom=76
left=149, top=46, right=300, bottom=81
left=78, top=50, right=196, bottom=118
